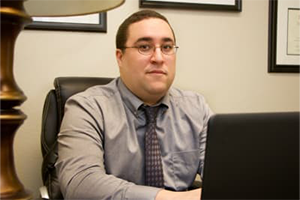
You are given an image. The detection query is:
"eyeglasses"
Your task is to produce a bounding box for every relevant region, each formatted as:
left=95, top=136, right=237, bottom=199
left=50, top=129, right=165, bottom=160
left=122, top=44, right=179, bottom=55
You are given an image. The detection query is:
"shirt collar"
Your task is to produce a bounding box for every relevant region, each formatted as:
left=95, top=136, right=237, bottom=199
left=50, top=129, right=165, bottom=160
left=117, top=77, right=170, bottom=114
left=117, top=77, right=143, bottom=114
left=160, top=90, right=171, bottom=109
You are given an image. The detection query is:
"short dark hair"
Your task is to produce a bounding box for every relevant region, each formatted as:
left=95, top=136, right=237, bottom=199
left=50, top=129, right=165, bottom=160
left=116, top=10, right=176, bottom=50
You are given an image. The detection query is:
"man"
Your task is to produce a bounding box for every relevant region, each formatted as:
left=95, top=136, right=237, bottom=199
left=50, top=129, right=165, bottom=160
left=57, top=10, right=213, bottom=200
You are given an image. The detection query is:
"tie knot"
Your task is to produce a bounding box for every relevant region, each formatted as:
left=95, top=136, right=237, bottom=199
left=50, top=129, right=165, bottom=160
left=143, top=106, right=159, bottom=123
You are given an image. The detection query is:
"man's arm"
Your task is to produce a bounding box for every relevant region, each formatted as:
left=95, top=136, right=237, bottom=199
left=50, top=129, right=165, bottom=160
left=197, top=94, right=214, bottom=177
left=156, top=189, right=201, bottom=200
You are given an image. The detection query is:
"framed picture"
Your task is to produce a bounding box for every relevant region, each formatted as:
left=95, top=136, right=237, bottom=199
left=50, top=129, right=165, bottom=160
left=25, top=13, right=107, bottom=32
left=140, top=0, right=242, bottom=11
left=268, top=0, right=299, bottom=73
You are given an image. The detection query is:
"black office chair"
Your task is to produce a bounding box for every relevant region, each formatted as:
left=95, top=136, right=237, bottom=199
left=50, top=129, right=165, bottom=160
left=40, top=77, right=113, bottom=199
left=40, top=76, right=202, bottom=199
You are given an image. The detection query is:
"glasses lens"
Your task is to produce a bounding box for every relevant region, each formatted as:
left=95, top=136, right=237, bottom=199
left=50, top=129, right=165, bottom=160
left=160, top=45, right=171, bottom=55
left=138, top=45, right=153, bottom=55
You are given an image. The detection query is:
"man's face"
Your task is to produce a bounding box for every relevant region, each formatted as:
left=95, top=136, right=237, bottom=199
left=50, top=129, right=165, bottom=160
left=116, top=18, right=176, bottom=105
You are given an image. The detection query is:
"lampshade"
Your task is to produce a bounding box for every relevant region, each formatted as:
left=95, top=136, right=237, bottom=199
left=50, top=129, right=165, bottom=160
left=24, top=0, right=125, bottom=17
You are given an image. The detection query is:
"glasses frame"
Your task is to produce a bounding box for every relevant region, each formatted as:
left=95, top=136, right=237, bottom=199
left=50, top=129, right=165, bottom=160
left=121, top=45, right=179, bottom=56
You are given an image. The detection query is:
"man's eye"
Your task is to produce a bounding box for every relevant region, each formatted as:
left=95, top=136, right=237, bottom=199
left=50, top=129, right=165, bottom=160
left=162, top=45, right=173, bottom=51
left=138, top=45, right=151, bottom=51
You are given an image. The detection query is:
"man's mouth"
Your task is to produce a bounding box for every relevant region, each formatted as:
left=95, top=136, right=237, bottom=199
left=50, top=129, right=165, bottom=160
left=147, top=70, right=166, bottom=75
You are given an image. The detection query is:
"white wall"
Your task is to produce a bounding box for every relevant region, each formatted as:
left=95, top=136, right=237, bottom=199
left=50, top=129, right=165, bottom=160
left=13, top=0, right=299, bottom=197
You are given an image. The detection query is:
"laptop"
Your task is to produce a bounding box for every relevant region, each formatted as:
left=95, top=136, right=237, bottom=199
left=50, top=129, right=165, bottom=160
left=201, top=112, right=299, bottom=200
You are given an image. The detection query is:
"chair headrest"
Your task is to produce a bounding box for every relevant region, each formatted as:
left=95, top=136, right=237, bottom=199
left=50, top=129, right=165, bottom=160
left=54, top=77, right=113, bottom=122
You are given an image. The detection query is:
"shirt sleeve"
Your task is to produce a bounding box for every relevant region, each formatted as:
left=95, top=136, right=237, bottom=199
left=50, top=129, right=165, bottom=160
left=56, top=94, right=161, bottom=200
left=197, top=94, right=214, bottom=178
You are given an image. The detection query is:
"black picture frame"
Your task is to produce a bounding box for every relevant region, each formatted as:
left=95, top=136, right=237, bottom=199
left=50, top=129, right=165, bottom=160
left=25, top=13, right=107, bottom=32
left=268, top=0, right=299, bottom=73
left=140, top=0, right=242, bottom=12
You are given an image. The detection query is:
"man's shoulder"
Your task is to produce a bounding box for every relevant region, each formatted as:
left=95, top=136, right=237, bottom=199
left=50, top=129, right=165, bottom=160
left=168, top=87, right=213, bottom=116
left=169, top=87, right=205, bottom=100
left=167, top=87, right=210, bottom=110
left=70, top=78, right=120, bottom=102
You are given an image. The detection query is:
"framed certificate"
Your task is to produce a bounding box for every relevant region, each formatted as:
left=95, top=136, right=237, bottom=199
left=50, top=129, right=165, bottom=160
left=25, top=13, right=107, bottom=32
left=140, top=0, right=242, bottom=11
left=268, top=0, right=299, bottom=73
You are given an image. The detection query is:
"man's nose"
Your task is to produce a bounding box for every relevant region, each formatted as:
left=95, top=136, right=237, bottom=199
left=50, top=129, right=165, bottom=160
left=150, top=47, right=164, bottom=62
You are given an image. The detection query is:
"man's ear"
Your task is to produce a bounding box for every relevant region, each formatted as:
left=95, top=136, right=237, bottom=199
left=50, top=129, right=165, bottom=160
left=116, top=49, right=123, bottom=67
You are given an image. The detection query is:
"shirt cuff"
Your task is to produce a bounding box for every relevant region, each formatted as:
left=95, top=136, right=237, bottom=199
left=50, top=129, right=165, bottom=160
left=125, top=185, right=162, bottom=200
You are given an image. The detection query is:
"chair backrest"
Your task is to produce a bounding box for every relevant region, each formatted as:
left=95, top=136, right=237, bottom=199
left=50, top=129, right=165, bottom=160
left=41, top=77, right=113, bottom=199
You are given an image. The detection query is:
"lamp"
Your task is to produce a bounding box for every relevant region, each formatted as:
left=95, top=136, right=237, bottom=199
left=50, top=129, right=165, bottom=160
left=0, top=0, right=124, bottom=199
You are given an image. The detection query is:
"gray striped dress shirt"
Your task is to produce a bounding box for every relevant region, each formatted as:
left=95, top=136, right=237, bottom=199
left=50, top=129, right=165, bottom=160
left=57, top=77, right=213, bottom=200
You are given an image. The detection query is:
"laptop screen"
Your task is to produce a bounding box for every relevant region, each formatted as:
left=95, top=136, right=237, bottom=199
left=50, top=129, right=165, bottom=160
left=201, top=112, right=299, bottom=199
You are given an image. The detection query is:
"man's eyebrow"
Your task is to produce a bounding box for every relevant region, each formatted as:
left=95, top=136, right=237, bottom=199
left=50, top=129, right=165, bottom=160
left=134, top=37, right=175, bottom=44
left=135, top=37, right=152, bottom=44
left=162, top=37, right=174, bottom=43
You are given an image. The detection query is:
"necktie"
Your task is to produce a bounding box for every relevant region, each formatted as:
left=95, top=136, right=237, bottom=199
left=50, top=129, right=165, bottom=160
left=143, top=106, right=164, bottom=188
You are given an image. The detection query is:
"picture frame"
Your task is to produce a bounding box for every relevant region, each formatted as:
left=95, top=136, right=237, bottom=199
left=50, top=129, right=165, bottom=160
left=268, top=0, right=299, bottom=73
left=25, top=13, right=107, bottom=32
left=140, top=0, right=242, bottom=12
